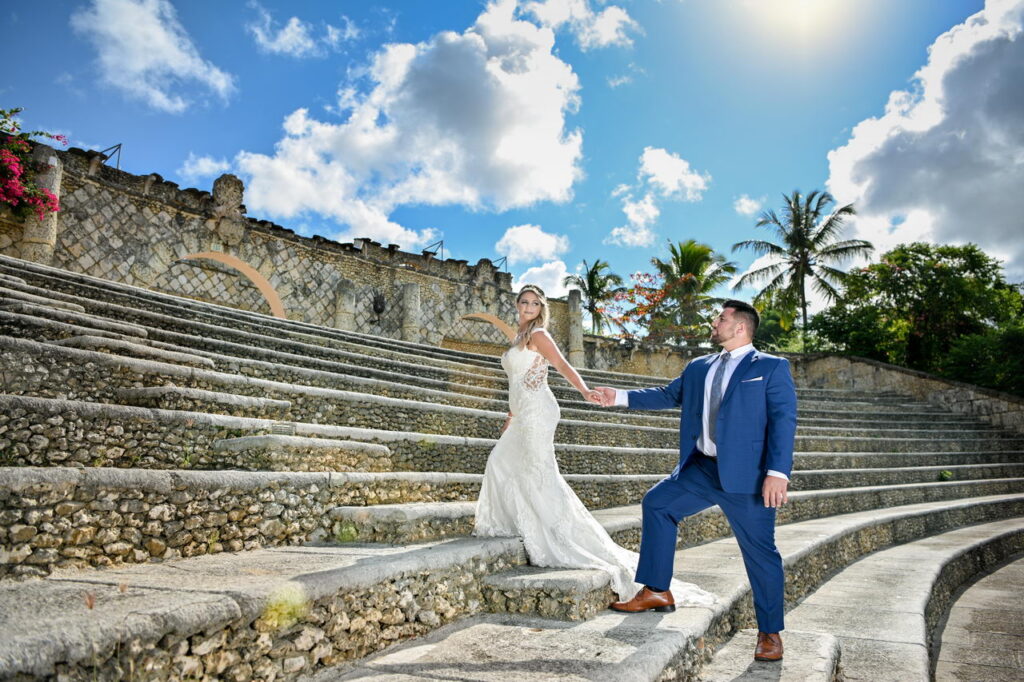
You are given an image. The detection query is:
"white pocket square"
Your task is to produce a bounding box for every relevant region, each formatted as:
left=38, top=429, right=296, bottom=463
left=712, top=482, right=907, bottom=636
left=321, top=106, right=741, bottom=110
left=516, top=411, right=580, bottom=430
left=741, top=376, right=763, bottom=382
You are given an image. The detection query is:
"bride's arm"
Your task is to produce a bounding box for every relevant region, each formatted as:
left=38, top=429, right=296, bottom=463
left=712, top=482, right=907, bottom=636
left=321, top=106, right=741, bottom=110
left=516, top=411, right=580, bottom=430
left=529, top=329, right=591, bottom=399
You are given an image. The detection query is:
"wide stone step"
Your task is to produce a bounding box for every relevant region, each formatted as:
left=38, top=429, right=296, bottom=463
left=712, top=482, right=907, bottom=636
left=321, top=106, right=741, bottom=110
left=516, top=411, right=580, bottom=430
left=327, top=502, right=476, bottom=545
left=0, top=261, right=510, bottom=385
left=0, top=467, right=481, bottom=579
left=0, top=273, right=26, bottom=286
left=21, top=332, right=1012, bottom=452
left=5, top=319, right=968, bottom=439
left=481, top=566, right=616, bottom=622
left=699, top=629, right=841, bottom=681
left=0, top=536, right=527, bottom=681
left=2, top=296, right=919, bottom=412
left=55, top=335, right=216, bottom=369
left=935, top=554, right=1024, bottom=680
left=0, top=298, right=148, bottom=338
left=9, top=463, right=1021, bottom=581
left=791, top=450, right=1024, bottom=471
left=0, top=285, right=86, bottom=313
left=2, top=393, right=1020, bottom=477
left=213, top=435, right=394, bottom=472
left=785, top=517, right=1024, bottom=682
left=117, top=385, right=289, bottom=419
left=306, top=494, right=1024, bottom=681
left=0, top=308, right=138, bottom=345
left=324, top=477, right=1024, bottom=547
left=790, top=462, right=1024, bottom=490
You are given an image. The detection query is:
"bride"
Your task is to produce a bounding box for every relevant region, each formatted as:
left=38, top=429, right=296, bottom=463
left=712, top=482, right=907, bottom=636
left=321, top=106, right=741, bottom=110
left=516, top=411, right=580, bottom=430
left=474, top=284, right=714, bottom=607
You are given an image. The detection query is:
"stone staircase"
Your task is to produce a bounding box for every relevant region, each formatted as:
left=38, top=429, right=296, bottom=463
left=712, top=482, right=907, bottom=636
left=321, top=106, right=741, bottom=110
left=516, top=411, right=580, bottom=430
left=0, top=252, right=1021, bottom=681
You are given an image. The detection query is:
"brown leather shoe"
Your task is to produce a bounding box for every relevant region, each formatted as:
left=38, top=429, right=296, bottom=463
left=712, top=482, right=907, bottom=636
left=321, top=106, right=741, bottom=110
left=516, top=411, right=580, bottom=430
left=609, top=587, right=676, bottom=613
left=754, top=631, right=783, bottom=661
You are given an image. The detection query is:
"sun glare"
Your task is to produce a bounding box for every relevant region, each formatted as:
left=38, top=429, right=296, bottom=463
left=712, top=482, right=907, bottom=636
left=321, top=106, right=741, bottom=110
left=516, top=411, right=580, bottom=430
left=743, top=0, right=855, bottom=43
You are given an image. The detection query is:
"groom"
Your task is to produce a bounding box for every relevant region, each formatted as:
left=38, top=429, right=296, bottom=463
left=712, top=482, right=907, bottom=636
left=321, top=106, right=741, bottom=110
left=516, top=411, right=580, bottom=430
left=594, top=300, right=797, bottom=662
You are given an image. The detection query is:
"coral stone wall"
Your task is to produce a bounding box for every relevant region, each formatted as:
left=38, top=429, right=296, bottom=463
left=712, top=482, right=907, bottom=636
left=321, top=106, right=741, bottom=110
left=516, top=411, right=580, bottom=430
left=793, top=354, right=1024, bottom=435
left=0, top=211, right=23, bottom=259
left=0, top=145, right=561, bottom=350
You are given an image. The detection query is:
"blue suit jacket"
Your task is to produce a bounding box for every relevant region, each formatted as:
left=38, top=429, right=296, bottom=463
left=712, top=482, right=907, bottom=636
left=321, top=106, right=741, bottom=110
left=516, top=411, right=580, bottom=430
left=627, top=350, right=798, bottom=494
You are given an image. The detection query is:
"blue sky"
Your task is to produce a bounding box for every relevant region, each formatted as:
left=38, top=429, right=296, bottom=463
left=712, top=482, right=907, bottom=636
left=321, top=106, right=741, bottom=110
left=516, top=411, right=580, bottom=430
left=5, top=0, right=1022, bottom=306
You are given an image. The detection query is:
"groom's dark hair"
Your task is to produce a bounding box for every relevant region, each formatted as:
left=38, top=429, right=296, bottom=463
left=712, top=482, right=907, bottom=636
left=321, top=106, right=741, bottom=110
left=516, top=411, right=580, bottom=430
left=723, top=299, right=760, bottom=334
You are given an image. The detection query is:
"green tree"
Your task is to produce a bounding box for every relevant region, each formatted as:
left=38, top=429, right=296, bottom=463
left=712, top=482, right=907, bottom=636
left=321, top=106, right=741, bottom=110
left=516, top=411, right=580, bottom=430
left=650, top=239, right=737, bottom=343
left=733, top=190, right=873, bottom=343
left=562, top=259, right=623, bottom=335
left=940, top=325, right=1024, bottom=396
left=811, top=243, right=1024, bottom=372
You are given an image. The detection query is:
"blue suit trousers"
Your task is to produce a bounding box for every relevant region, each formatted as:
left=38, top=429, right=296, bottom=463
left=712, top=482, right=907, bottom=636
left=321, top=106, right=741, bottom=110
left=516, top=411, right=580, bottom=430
left=636, top=454, right=785, bottom=633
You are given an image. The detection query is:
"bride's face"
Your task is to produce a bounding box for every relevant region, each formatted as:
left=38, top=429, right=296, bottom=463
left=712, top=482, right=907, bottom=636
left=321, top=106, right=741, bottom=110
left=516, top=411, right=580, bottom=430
left=517, top=291, right=543, bottom=324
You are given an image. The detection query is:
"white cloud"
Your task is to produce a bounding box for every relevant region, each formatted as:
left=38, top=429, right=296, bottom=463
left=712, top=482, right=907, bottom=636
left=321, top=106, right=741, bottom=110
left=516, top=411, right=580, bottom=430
left=826, top=0, right=1024, bottom=280
left=236, top=0, right=584, bottom=250
left=734, top=194, right=763, bottom=216
left=247, top=3, right=358, bottom=58
left=607, top=74, right=632, bottom=88
left=496, top=224, right=570, bottom=264
left=325, top=16, right=360, bottom=47
left=525, top=0, right=640, bottom=50
left=511, top=259, right=571, bottom=298
left=606, top=224, right=656, bottom=248
left=178, top=152, right=231, bottom=184
left=639, top=147, right=710, bottom=200
left=70, top=0, right=235, bottom=113
left=622, top=193, right=660, bottom=229
left=605, top=147, right=710, bottom=247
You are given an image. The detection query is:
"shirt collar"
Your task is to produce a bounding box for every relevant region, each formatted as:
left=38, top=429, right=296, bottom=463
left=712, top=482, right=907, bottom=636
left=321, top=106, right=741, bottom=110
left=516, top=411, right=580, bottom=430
left=717, top=343, right=755, bottom=362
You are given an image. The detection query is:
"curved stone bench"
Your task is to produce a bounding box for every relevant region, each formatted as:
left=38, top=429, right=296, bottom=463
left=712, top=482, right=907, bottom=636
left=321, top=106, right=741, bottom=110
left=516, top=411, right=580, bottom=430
left=934, top=553, right=1024, bottom=680
left=784, top=517, right=1024, bottom=681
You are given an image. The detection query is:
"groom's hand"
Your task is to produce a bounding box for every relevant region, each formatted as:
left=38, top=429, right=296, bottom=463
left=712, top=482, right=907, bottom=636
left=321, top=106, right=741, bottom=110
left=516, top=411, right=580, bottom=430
left=593, top=386, right=617, bottom=407
left=762, top=476, right=789, bottom=508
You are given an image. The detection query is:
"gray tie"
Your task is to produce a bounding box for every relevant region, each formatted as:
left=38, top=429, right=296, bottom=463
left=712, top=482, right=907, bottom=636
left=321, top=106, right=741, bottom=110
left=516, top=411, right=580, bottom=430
left=708, top=351, right=731, bottom=445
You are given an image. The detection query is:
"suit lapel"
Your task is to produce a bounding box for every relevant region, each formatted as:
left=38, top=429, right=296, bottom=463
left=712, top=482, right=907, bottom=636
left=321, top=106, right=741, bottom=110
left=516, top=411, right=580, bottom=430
left=720, top=350, right=757, bottom=407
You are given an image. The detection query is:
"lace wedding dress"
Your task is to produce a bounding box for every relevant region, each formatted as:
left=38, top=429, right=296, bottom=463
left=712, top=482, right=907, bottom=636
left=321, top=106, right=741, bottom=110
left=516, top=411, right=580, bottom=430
left=474, top=339, right=715, bottom=606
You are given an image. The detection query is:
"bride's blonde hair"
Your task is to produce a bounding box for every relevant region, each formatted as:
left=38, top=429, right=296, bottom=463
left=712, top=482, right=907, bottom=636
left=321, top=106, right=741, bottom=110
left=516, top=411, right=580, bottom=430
left=514, top=284, right=550, bottom=348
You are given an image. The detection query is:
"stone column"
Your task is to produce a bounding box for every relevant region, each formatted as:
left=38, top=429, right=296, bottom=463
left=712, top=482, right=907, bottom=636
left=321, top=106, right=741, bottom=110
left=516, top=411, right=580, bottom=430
left=333, top=278, right=357, bottom=331
left=210, top=174, right=246, bottom=247
left=401, top=282, right=422, bottom=343
left=567, top=289, right=585, bottom=368
left=18, top=144, right=63, bottom=265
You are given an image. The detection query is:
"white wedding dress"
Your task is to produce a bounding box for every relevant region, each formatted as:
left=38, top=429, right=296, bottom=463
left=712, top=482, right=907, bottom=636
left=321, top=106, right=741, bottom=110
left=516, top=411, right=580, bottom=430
left=474, top=338, right=715, bottom=606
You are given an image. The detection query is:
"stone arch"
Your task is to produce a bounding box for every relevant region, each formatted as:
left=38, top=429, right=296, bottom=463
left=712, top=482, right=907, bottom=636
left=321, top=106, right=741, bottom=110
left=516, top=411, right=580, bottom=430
left=181, top=251, right=287, bottom=319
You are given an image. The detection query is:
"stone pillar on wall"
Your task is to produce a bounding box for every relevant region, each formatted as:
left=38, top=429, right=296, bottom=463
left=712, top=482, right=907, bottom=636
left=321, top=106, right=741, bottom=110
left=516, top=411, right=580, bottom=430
left=567, top=289, right=585, bottom=368
left=333, top=278, right=357, bottom=331
left=18, top=144, right=63, bottom=265
left=401, top=282, right=422, bottom=343
left=209, top=174, right=246, bottom=247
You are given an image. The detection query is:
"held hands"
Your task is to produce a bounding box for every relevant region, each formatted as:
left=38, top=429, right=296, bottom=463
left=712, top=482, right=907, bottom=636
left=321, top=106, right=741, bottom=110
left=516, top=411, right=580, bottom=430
left=762, top=476, right=789, bottom=509
left=590, top=386, right=616, bottom=407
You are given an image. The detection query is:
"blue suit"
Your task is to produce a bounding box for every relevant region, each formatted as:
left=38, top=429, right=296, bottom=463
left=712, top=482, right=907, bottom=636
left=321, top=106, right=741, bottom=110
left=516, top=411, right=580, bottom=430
left=627, top=350, right=797, bottom=632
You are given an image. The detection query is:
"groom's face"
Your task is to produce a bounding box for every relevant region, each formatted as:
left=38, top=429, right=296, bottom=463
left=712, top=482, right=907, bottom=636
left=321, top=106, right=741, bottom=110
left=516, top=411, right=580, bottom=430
left=710, top=307, right=740, bottom=345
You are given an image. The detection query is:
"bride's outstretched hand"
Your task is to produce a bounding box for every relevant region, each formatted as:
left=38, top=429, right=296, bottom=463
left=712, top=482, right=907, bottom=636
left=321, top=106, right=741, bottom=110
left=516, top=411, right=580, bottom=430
left=585, top=389, right=604, bottom=405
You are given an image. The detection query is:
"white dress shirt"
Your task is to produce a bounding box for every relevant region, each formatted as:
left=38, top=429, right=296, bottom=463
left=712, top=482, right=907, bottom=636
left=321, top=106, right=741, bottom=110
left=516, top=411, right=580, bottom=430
left=615, top=344, right=788, bottom=481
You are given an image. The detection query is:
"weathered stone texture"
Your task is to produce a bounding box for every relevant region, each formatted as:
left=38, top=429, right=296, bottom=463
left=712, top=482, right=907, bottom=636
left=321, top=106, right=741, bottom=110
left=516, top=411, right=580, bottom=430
left=794, top=354, right=1024, bottom=436
left=1, top=145, right=563, bottom=353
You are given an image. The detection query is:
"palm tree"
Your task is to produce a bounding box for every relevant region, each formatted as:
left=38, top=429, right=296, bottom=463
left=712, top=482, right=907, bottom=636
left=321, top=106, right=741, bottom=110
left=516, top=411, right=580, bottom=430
left=562, top=259, right=624, bottom=335
left=732, top=190, right=873, bottom=343
left=650, top=239, right=737, bottom=342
